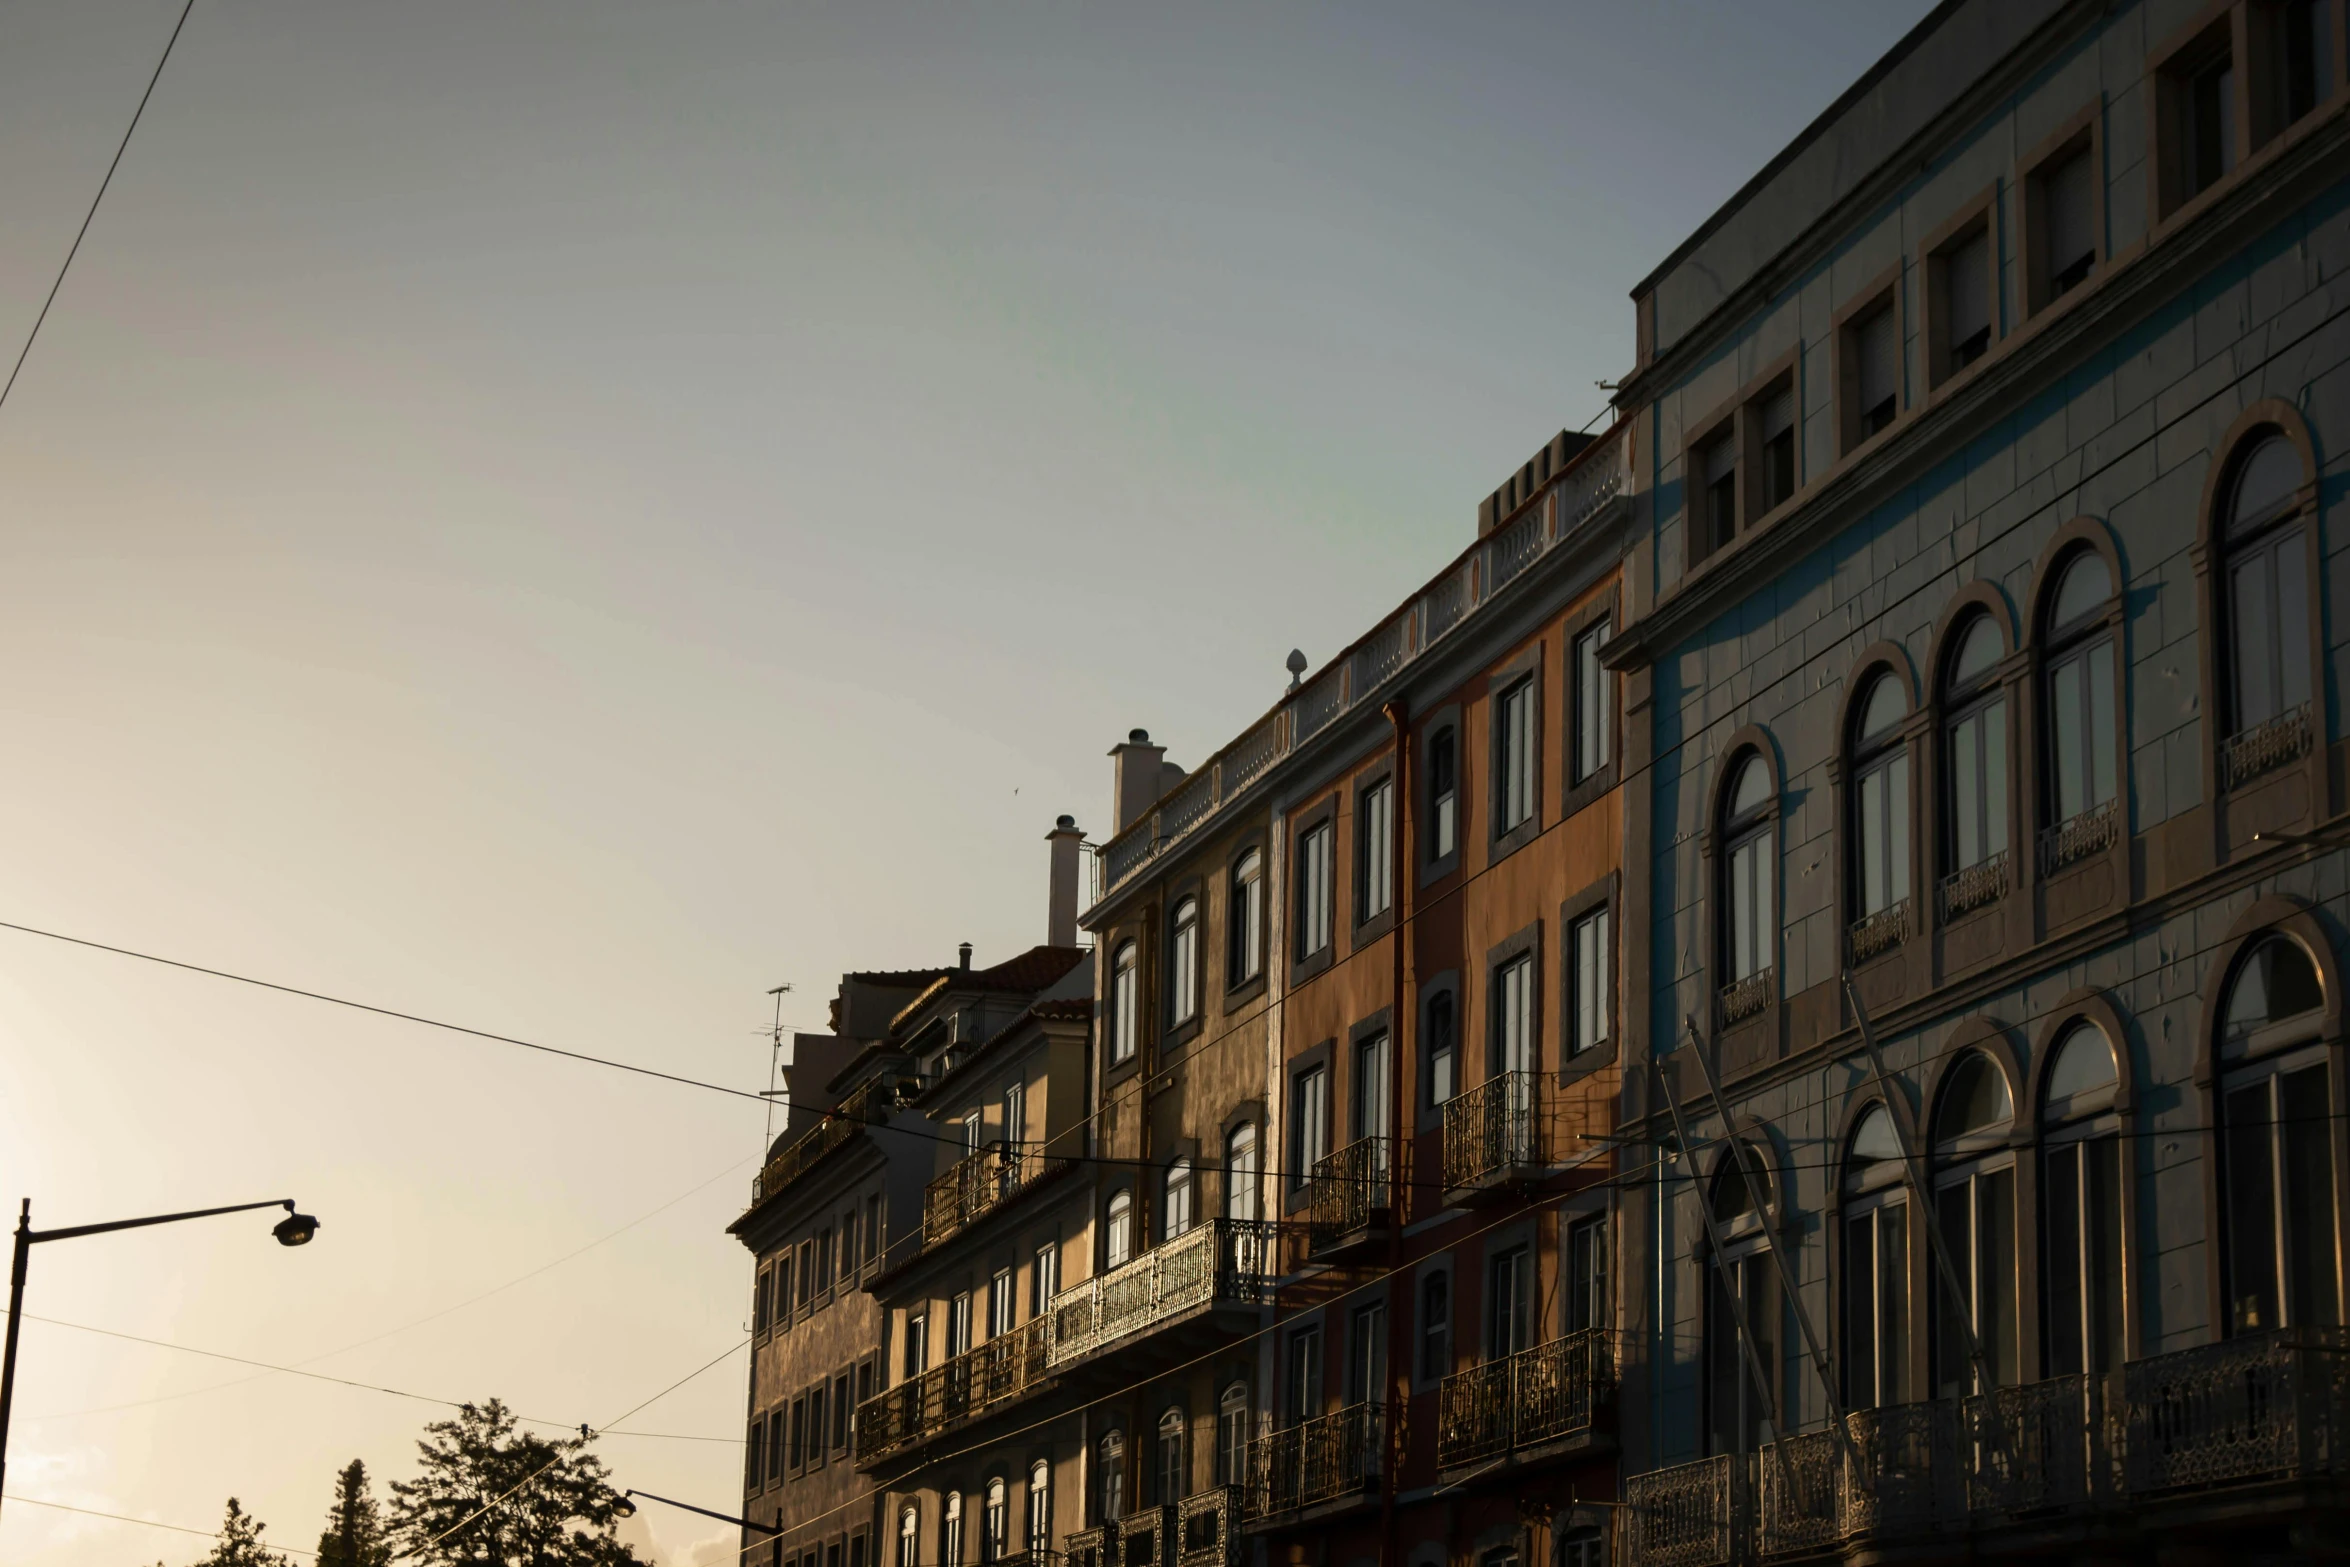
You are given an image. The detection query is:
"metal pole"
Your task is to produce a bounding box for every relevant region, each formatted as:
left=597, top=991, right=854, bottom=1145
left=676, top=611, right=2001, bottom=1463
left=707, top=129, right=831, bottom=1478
left=0, top=1200, right=31, bottom=1525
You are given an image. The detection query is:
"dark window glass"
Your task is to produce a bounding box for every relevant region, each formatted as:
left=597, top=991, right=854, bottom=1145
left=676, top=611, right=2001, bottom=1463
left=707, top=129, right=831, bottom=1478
left=1722, top=755, right=1774, bottom=981
left=1944, top=618, right=2009, bottom=874
left=1427, top=726, right=1459, bottom=861
left=1425, top=990, right=1457, bottom=1106
left=1420, top=1271, right=1450, bottom=1380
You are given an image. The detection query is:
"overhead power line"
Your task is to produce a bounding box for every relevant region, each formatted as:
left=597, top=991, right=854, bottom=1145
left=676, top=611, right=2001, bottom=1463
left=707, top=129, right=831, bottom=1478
left=0, top=0, right=195, bottom=420
left=3, top=1493, right=322, bottom=1560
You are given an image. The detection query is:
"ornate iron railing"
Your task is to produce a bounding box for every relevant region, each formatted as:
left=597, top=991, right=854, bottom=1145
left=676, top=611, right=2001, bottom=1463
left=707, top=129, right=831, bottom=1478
left=1085, top=423, right=1626, bottom=909
left=1624, top=1455, right=1738, bottom=1567
left=992, top=1553, right=1062, bottom=1567
left=1246, top=1400, right=1391, bottom=1519
left=1435, top=1329, right=1610, bottom=1468
left=2124, top=1327, right=2350, bottom=1494
left=924, top=1141, right=1066, bottom=1248
left=1113, top=1506, right=1173, bottom=1567
left=1440, top=1070, right=1545, bottom=1188
left=1847, top=900, right=1911, bottom=964
left=1716, top=969, right=1773, bottom=1028
left=2223, top=702, right=2314, bottom=790
left=1045, top=1220, right=1278, bottom=1367
left=1939, top=851, right=2009, bottom=921
left=751, top=1078, right=895, bottom=1206
left=2039, top=797, right=2119, bottom=876
left=1755, top=1430, right=1842, bottom=1556
left=855, top=1317, right=1050, bottom=1462
left=1306, top=1135, right=1402, bottom=1250
left=1174, top=1489, right=1242, bottom=1567
left=1840, top=1398, right=1964, bottom=1540
left=1063, top=1526, right=1108, bottom=1567
left=1966, top=1372, right=2118, bottom=1517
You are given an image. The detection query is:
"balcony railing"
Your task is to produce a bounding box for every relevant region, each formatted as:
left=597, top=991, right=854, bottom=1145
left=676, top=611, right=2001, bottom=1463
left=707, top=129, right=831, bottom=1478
left=2223, top=702, right=2314, bottom=790
left=1625, top=1454, right=1739, bottom=1567
left=924, top=1141, right=1066, bottom=1248
left=1435, top=1328, right=1610, bottom=1468
left=1939, top=850, right=2009, bottom=921
left=750, top=1078, right=895, bottom=1206
left=1246, top=1400, right=1392, bottom=1520
left=1063, top=1526, right=1108, bottom=1567
left=1114, top=1505, right=1173, bottom=1567
left=1085, top=421, right=1627, bottom=910
left=1715, top=968, right=1772, bottom=1029
left=2039, top=796, right=2120, bottom=876
left=1847, top=899, right=1911, bottom=964
left=1441, top=1071, right=1545, bottom=1189
left=1045, top=1220, right=1278, bottom=1367
left=2124, top=1327, right=2350, bottom=1494
left=1175, top=1489, right=1242, bottom=1567
left=855, top=1317, right=1050, bottom=1462
left=1305, top=1135, right=1402, bottom=1250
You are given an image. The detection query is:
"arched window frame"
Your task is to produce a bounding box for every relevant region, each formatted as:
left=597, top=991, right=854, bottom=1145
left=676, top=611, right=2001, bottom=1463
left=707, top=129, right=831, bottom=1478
left=1154, top=1405, right=1186, bottom=1504
left=1104, top=1188, right=1135, bottom=1272
left=1698, top=1131, right=1786, bottom=1457
left=1166, top=894, right=1201, bottom=1031
left=1027, top=1459, right=1051, bottom=1550
left=899, top=1505, right=920, bottom=1567
left=982, top=1477, right=1008, bottom=1565
left=1921, top=1028, right=2025, bottom=1395
left=1223, top=1119, right=1260, bottom=1223
left=2194, top=897, right=2348, bottom=1340
left=1704, top=731, right=1782, bottom=1040
left=1109, top=941, right=1140, bottom=1068
left=943, top=1490, right=965, bottom=1567
left=2027, top=521, right=2128, bottom=887
left=2026, top=991, right=2138, bottom=1374
left=1835, top=649, right=1920, bottom=968
left=1163, top=1155, right=1194, bottom=1240
left=1096, top=1429, right=1126, bottom=1524
left=2195, top=402, right=2326, bottom=821
left=1215, top=1381, right=1251, bottom=1484
left=1831, top=1091, right=1917, bottom=1410
left=1926, top=589, right=2021, bottom=930
left=1227, top=846, right=1265, bottom=991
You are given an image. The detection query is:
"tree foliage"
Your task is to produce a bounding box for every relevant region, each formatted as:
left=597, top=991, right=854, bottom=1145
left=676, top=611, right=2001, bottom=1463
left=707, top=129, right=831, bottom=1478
left=387, top=1399, right=641, bottom=1567
left=317, top=1458, right=393, bottom=1567
left=194, top=1498, right=291, bottom=1567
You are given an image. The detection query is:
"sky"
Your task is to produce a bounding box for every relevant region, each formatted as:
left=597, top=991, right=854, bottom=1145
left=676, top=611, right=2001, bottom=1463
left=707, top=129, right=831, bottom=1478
left=0, top=4, right=1932, bottom=1563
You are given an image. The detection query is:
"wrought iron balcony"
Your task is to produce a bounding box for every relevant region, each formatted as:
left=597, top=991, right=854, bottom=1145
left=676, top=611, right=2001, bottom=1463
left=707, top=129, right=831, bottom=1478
left=1045, top=1220, right=1277, bottom=1368
left=1113, top=1506, right=1173, bottom=1567
left=1847, top=899, right=1910, bottom=964
left=2223, top=702, right=2313, bottom=790
left=924, top=1140, right=1066, bottom=1248
left=2039, top=796, right=2120, bottom=876
left=1440, top=1071, right=1545, bottom=1191
left=1435, top=1328, right=1610, bottom=1469
left=990, top=1553, right=1062, bottom=1567
left=1063, top=1526, right=1108, bottom=1567
left=1715, top=968, right=1773, bottom=1029
left=1175, top=1489, right=1242, bottom=1567
left=855, top=1316, right=1050, bottom=1464
left=1246, top=1400, right=1393, bottom=1521
left=1305, top=1136, right=1403, bottom=1253
left=1939, top=850, right=2009, bottom=921
left=1624, top=1454, right=1739, bottom=1567
left=2124, top=1327, right=2350, bottom=1494
left=749, top=1077, right=895, bottom=1207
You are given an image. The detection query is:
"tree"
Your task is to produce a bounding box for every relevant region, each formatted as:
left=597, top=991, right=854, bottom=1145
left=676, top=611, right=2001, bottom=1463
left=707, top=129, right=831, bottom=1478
left=317, top=1459, right=392, bottom=1567
left=194, top=1498, right=291, bottom=1567
left=387, top=1399, right=641, bottom=1567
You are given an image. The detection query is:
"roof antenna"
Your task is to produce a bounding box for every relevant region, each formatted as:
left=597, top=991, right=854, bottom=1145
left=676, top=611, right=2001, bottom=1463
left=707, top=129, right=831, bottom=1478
left=761, top=983, right=793, bottom=1152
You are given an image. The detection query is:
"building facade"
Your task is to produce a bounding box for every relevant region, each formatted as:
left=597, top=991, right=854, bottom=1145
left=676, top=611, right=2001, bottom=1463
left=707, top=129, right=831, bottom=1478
left=1607, top=0, right=2350, bottom=1562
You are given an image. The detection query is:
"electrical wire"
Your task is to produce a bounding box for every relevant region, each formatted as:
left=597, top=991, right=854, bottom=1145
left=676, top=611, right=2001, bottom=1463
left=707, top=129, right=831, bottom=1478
left=1, top=1493, right=323, bottom=1559
left=0, top=0, right=194, bottom=419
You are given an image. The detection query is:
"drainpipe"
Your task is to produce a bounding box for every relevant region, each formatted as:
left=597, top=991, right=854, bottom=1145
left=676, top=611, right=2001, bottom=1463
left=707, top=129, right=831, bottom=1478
left=1379, top=699, right=1410, bottom=1567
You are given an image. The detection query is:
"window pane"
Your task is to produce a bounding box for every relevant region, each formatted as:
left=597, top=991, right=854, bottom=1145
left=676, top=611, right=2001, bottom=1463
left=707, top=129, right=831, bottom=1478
left=2044, top=1142, right=2084, bottom=1376
left=1981, top=1167, right=2016, bottom=1384
left=1879, top=1204, right=1908, bottom=1404
left=1936, top=1182, right=1974, bottom=1397
left=2088, top=639, right=2117, bottom=807
left=2045, top=145, right=2095, bottom=290
left=1952, top=715, right=1982, bottom=868
left=2086, top=1135, right=2125, bottom=1370
left=1844, top=1212, right=1877, bottom=1406
left=1887, top=753, right=1911, bottom=904
left=2283, top=1064, right=2339, bottom=1326
left=1731, top=841, right=1755, bottom=978
left=2053, top=652, right=2089, bottom=820
left=2233, top=549, right=2280, bottom=727
left=1983, top=698, right=2009, bottom=854
left=2226, top=1081, right=2282, bottom=1332
left=2276, top=531, right=2312, bottom=712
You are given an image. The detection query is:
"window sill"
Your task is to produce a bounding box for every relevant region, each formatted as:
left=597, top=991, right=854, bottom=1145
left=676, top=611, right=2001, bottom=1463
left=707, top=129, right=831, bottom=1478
left=1353, top=906, right=1397, bottom=947
left=1223, top=972, right=1267, bottom=1011
left=1290, top=945, right=1335, bottom=986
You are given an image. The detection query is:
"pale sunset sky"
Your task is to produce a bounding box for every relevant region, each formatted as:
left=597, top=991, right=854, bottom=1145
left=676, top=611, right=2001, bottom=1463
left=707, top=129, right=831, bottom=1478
left=0, top=5, right=1929, bottom=1563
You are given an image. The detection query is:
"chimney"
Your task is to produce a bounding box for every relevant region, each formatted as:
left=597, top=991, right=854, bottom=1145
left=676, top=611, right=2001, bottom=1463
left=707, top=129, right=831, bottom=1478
left=1109, top=728, right=1169, bottom=833
left=1047, top=814, right=1084, bottom=948
left=958, top=942, right=973, bottom=971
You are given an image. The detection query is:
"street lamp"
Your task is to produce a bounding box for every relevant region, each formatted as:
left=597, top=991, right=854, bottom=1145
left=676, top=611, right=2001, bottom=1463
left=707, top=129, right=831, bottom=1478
left=615, top=1489, right=783, bottom=1536
left=0, top=1196, right=320, bottom=1521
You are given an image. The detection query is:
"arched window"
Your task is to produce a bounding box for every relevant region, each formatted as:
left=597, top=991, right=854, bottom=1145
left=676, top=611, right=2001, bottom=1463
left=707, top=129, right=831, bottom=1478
left=2218, top=431, right=2316, bottom=785
left=1942, top=615, right=2010, bottom=915
left=2042, top=1021, right=2124, bottom=1373
left=1097, top=1429, right=1126, bottom=1523
left=1704, top=1144, right=1778, bottom=1455
left=1719, top=754, right=1775, bottom=1014
left=899, top=1505, right=919, bottom=1567
left=1168, top=897, right=1199, bottom=1026
left=1105, top=1190, right=1134, bottom=1270
left=1849, top=671, right=1912, bottom=956
left=1224, top=1124, right=1259, bottom=1223
left=1156, top=1406, right=1186, bottom=1503
left=2042, top=551, right=2119, bottom=869
left=2218, top=934, right=2337, bottom=1332
left=1027, top=1460, right=1051, bottom=1550
left=1841, top=1104, right=1908, bottom=1408
left=1110, top=942, right=1139, bottom=1066
left=1163, top=1157, right=1194, bottom=1240
left=1228, top=851, right=1263, bottom=986
left=982, top=1478, right=1007, bottom=1564
left=1217, top=1382, right=1251, bottom=1487
left=1931, top=1050, right=2017, bottom=1394
left=943, top=1491, right=965, bottom=1567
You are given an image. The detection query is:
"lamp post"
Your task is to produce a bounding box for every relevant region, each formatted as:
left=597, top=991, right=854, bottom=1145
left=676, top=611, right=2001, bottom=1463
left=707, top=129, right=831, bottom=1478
left=613, top=1489, right=782, bottom=1537
left=0, top=1195, right=319, bottom=1520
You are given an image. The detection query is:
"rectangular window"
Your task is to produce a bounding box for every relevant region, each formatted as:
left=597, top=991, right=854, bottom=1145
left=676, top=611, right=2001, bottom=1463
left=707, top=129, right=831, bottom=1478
left=1494, top=953, right=1534, bottom=1075
left=1354, top=1030, right=1392, bottom=1148
left=769, top=1409, right=786, bottom=1483
left=797, top=1240, right=815, bottom=1309
left=1856, top=749, right=1912, bottom=918
left=1930, top=219, right=1992, bottom=385
left=1426, top=989, right=1457, bottom=1106
left=1487, top=1246, right=1531, bottom=1358
left=1697, top=431, right=1737, bottom=556
left=2161, top=24, right=2238, bottom=215
left=1348, top=1302, right=1386, bottom=1405
left=2272, top=0, right=2334, bottom=126
left=1003, top=1080, right=1026, bottom=1146
left=1569, top=906, right=1610, bottom=1056
left=1427, top=725, right=1459, bottom=862
left=1031, top=1241, right=1059, bottom=1317
left=1292, top=1064, right=1330, bottom=1182
left=1420, top=1270, right=1451, bottom=1380
left=776, top=1254, right=795, bottom=1331
left=1755, top=387, right=1796, bottom=516
left=815, top=1228, right=835, bottom=1294
left=2027, top=134, right=2097, bottom=313
left=905, top=1313, right=929, bottom=1378
left=1572, top=619, right=1612, bottom=783
left=1496, top=678, right=1535, bottom=835
left=748, top=1417, right=767, bottom=1492
left=754, top=1267, right=772, bottom=1335
left=856, top=1358, right=876, bottom=1439
left=1847, top=299, right=1900, bottom=447
left=832, top=1373, right=852, bottom=1450
left=789, top=1397, right=807, bottom=1472
left=1296, top=821, right=1334, bottom=957
left=989, top=1268, right=1015, bottom=1337
left=947, top=1291, right=972, bottom=1358
left=1358, top=778, right=1394, bottom=922
left=807, top=1384, right=827, bottom=1469
left=1567, top=1214, right=1608, bottom=1333
left=1287, top=1323, right=1323, bottom=1424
